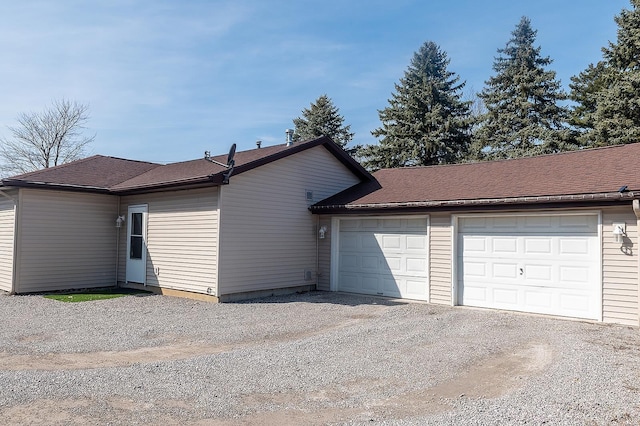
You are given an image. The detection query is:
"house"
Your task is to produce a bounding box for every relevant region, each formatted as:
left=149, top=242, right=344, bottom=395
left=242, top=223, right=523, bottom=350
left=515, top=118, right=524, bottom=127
left=311, top=143, right=640, bottom=326
left=0, top=136, right=371, bottom=301
left=1, top=138, right=640, bottom=326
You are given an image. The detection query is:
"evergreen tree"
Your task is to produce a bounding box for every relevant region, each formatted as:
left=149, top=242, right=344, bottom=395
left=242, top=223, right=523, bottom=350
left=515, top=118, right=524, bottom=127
left=568, top=61, right=608, bottom=145
left=477, top=17, right=571, bottom=159
left=359, top=41, right=472, bottom=170
left=589, top=0, right=640, bottom=145
left=292, top=95, right=354, bottom=148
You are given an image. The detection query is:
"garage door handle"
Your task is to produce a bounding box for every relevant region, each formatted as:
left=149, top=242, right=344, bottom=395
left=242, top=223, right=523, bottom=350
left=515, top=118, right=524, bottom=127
left=519, top=268, right=523, bottom=275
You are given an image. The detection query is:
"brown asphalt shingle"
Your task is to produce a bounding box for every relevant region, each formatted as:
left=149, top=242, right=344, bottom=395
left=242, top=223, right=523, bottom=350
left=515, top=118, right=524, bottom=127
left=3, top=155, right=161, bottom=190
left=1, top=136, right=371, bottom=193
left=313, top=143, right=640, bottom=209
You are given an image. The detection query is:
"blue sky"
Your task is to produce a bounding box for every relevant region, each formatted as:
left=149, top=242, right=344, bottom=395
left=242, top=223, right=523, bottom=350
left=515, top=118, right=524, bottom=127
left=0, top=0, right=630, bottom=163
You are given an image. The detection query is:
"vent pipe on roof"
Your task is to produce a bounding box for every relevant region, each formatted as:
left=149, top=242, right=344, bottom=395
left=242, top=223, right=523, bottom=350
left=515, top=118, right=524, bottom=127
left=204, top=151, right=211, bottom=160
left=286, top=129, right=294, bottom=146
left=256, top=140, right=262, bottom=149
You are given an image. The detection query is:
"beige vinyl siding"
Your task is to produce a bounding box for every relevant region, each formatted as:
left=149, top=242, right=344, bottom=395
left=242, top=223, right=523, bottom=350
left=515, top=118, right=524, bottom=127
left=602, top=207, right=638, bottom=325
left=16, top=189, right=118, bottom=293
left=218, top=145, right=361, bottom=295
left=118, top=187, right=219, bottom=295
left=0, top=195, right=16, bottom=292
left=429, top=213, right=452, bottom=305
left=317, top=215, right=332, bottom=291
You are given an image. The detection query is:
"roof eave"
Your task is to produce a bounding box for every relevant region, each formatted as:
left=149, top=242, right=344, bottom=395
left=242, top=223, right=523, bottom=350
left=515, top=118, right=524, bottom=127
left=310, top=191, right=639, bottom=214
left=112, top=176, right=219, bottom=194
left=1, top=179, right=111, bottom=194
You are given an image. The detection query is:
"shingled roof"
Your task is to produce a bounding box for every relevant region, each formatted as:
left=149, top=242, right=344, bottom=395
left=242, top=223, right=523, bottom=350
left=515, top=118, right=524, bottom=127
left=311, top=143, right=640, bottom=213
left=1, top=136, right=371, bottom=194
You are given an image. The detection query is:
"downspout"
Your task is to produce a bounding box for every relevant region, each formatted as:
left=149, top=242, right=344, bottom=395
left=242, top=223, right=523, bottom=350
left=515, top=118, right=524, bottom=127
left=632, top=200, right=640, bottom=327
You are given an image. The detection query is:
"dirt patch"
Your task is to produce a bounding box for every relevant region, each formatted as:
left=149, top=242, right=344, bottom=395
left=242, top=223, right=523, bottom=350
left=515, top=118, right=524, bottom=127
left=220, top=342, right=555, bottom=425
left=0, top=341, right=553, bottom=425
left=0, top=343, right=234, bottom=370
left=0, top=310, right=387, bottom=371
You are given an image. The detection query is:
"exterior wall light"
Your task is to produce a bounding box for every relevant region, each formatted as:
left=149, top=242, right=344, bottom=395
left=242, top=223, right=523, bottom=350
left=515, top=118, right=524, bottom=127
left=612, top=222, right=626, bottom=244
left=116, top=215, right=126, bottom=228
left=319, top=225, right=328, bottom=239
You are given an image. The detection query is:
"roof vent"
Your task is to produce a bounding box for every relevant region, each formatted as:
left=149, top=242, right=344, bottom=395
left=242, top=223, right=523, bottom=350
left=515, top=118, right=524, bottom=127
left=204, top=151, right=211, bottom=160
left=256, top=140, right=262, bottom=149
left=286, top=129, right=294, bottom=146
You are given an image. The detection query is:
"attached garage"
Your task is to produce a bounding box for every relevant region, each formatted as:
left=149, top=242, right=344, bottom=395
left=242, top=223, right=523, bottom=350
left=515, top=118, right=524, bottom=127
left=456, top=213, right=601, bottom=320
left=333, top=217, right=429, bottom=301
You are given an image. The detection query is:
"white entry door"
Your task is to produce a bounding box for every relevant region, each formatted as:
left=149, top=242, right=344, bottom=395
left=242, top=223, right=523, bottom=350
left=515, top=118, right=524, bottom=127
left=336, top=217, right=429, bottom=300
left=126, top=205, right=148, bottom=284
left=457, top=213, right=601, bottom=320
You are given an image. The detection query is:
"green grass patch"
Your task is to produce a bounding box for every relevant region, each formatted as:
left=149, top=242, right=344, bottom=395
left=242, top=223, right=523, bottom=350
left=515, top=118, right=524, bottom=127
left=44, top=288, right=149, bottom=303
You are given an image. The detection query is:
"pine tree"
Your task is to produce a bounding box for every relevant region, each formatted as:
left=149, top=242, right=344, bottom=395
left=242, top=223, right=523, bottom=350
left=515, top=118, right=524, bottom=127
left=477, top=17, right=571, bottom=159
left=292, top=95, right=354, bottom=148
left=359, top=41, right=472, bottom=170
left=568, top=62, right=608, bottom=145
left=590, top=0, right=640, bottom=145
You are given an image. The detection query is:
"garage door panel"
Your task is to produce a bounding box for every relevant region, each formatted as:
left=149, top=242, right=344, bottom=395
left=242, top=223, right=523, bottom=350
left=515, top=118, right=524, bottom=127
left=337, top=217, right=428, bottom=301
left=560, top=239, right=590, bottom=255
left=524, top=264, right=552, bottom=281
left=381, top=276, right=402, bottom=297
left=338, top=272, right=361, bottom=292
left=524, top=291, right=553, bottom=309
left=382, top=218, right=402, bottom=229
left=524, top=238, right=552, bottom=254
left=494, top=237, right=518, bottom=253
left=381, top=235, right=401, bottom=250
left=559, top=293, right=593, bottom=314
left=494, top=287, right=519, bottom=305
left=458, top=214, right=600, bottom=320
left=360, top=275, right=379, bottom=292
left=559, top=214, right=597, bottom=230
left=493, top=262, right=518, bottom=278
left=361, top=255, right=379, bottom=270
left=362, top=234, right=379, bottom=249
left=465, top=237, right=487, bottom=252
left=339, top=254, right=359, bottom=271
left=340, top=233, right=359, bottom=250
left=462, top=285, right=488, bottom=303
left=406, top=257, right=427, bottom=275
left=464, top=261, right=487, bottom=278
left=406, top=279, right=426, bottom=296
left=559, top=266, right=589, bottom=285
left=384, top=256, right=402, bottom=273
left=406, top=235, right=427, bottom=250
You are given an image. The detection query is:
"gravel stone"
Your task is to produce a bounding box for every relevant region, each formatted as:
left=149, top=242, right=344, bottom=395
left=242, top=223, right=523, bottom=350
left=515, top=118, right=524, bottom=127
left=0, top=291, right=639, bottom=425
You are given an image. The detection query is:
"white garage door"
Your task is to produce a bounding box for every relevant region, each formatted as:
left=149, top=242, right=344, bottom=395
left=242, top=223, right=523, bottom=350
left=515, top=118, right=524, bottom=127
left=458, top=214, right=601, bottom=320
left=337, top=217, right=429, bottom=301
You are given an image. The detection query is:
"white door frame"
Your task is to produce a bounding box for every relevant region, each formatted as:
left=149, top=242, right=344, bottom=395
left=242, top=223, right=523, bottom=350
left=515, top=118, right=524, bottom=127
left=330, top=215, right=430, bottom=298
left=451, top=210, right=602, bottom=321
left=126, top=204, right=148, bottom=284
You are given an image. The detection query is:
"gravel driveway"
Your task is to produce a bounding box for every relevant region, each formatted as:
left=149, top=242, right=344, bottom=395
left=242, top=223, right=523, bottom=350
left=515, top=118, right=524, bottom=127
left=0, top=291, right=639, bottom=425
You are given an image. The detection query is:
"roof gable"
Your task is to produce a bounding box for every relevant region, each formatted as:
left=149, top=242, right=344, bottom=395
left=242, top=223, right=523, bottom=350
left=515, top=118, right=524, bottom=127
left=313, top=143, right=640, bottom=211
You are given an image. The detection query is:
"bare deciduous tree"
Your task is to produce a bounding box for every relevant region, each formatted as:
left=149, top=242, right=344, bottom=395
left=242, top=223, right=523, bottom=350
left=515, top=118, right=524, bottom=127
left=0, top=99, right=95, bottom=176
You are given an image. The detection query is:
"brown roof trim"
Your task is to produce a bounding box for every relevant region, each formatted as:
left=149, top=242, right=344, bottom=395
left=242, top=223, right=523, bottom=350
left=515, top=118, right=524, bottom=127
left=1, top=180, right=112, bottom=194
left=211, top=136, right=373, bottom=183
left=311, top=191, right=638, bottom=214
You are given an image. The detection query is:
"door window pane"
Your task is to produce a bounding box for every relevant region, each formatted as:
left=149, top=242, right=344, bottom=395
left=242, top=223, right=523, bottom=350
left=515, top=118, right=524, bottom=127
left=130, top=236, right=143, bottom=259
left=132, top=213, right=143, bottom=235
